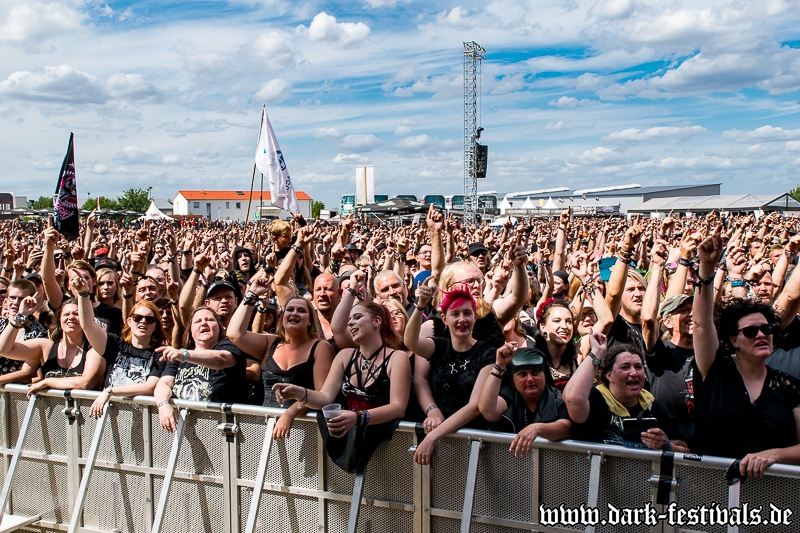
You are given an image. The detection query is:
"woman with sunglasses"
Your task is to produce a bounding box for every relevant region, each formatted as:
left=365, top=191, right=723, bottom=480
left=71, top=276, right=168, bottom=417
left=0, top=294, right=105, bottom=396
left=227, top=278, right=334, bottom=439
left=692, top=230, right=800, bottom=477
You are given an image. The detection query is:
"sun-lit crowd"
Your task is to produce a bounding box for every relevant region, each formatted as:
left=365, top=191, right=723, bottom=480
left=1, top=205, right=799, bottom=476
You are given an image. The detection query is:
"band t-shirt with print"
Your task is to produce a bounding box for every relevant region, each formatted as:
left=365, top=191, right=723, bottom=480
left=101, top=333, right=166, bottom=387
left=163, top=339, right=246, bottom=404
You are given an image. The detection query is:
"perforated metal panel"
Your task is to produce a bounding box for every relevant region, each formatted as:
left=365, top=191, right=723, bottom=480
left=675, top=465, right=727, bottom=533
left=79, top=400, right=147, bottom=466
left=175, top=410, right=224, bottom=476
left=11, top=459, right=70, bottom=523
left=430, top=438, right=470, bottom=511
left=238, top=487, right=319, bottom=532
left=431, top=516, right=460, bottom=533
left=538, top=448, right=590, bottom=531
left=151, top=476, right=225, bottom=531
left=596, top=455, right=652, bottom=533
left=9, top=396, right=67, bottom=456
left=473, top=441, right=533, bottom=523
left=739, top=474, right=800, bottom=533
left=82, top=468, right=149, bottom=532
left=362, top=430, right=414, bottom=504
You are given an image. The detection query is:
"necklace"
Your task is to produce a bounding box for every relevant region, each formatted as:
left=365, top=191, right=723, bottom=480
left=360, top=346, right=385, bottom=373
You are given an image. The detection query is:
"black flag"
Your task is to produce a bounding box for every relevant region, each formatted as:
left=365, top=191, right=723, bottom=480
left=53, top=133, right=79, bottom=241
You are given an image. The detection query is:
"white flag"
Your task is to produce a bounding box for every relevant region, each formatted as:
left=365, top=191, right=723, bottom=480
left=254, top=108, right=300, bottom=214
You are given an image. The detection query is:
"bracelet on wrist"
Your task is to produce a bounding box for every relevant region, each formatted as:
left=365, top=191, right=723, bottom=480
left=492, top=363, right=507, bottom=375
left=78, top=291, right=91, bottom=298
left=123, top=293, right=133, bottom=299
left=425, top=405, right=439, bottom=414
left=157, top=400, right=171, bottom=409
left=242, top=291, right=259, bottom=306
left=192, top=267, right=203, bottom=275
left=290, top=244, right=303, bottom=255
left=180, top=348, right=189, bottom=363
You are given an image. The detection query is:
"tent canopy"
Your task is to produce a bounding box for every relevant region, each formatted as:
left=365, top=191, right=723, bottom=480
left=140, top=201, right=173, bottom=221
left=542, top=197, right=558, bottom=210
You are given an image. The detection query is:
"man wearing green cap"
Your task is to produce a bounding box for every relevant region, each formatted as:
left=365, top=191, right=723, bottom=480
left=478, top=344, right=572, bottom=457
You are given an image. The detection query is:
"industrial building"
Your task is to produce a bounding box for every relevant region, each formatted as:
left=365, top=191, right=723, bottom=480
left=172, top=190, right=312, bottom=221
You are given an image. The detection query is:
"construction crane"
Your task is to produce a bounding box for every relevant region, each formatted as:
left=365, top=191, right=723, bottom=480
left=463, top=41, right=485, bottom=225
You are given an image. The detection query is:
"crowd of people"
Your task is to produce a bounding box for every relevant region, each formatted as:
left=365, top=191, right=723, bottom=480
left=1, top=204, right=799, bottom=478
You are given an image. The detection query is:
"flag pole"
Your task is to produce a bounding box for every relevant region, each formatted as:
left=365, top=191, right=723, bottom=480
left=257, top=171, right=264, bottom=261
left=243, top=105, right=265, bottom=246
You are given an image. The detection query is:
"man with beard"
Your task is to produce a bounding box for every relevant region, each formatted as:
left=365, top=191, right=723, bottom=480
left=745, top=270, right=776, bottom=305
left=374, top=270, right=411, bottom=311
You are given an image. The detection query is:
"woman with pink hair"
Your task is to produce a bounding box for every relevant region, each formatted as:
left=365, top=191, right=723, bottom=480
left=404, top=280, right=512, bottom=465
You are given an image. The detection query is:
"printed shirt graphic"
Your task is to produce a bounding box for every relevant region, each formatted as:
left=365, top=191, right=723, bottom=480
left=163, top=339, right=246, bottom=403
left=0, top=318, right=48, bottom=375
left=101, top=334, right=165, bottom=388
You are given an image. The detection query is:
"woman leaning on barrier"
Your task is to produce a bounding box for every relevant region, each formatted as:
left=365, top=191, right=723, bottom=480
left=154, top=307, right=246, bottom=432
left=403, top=282, right=496, bottom=466
left=692, top=227, right=800, bottom=477
left=227, top=278, right=334, bottom=439
left=71, top=276, right=168, bottom=418
left=273, top=300, right=410, bottom=474
left=478, top=346, right=572, bottom=457
left=564, top=332, right=688, bottom=452
left=0, top=295, right=106, bottom=396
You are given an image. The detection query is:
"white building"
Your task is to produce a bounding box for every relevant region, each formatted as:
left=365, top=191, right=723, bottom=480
left=171, top=190, right=312, bottom=221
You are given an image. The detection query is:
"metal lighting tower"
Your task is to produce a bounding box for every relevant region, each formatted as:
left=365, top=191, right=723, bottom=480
left=463, top=41, right=485, bottom=225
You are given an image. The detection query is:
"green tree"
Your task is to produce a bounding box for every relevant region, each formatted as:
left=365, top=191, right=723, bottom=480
left=116, top=188, right=150, bottom=212
left=311, top=200, right=325, bottom=218
left=29, top=195, right=53, bottom=209
left=81, top=196, right=119, bottom=211
left=791, top=185, right=800, bottom=202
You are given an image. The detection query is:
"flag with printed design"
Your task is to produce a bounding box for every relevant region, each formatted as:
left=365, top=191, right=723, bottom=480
left=254, top=108, right=300, bottom=214
left=53, top=132, right=79, bottom=241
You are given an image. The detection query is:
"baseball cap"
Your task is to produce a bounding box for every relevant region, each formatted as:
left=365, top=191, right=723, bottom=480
left=468, top=242, right=488, bottom=256
left=510, top=348, right=548, bottom=374
left=659, top=294, right=693, bottom=319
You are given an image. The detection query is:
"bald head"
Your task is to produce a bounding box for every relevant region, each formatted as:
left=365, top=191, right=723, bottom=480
left=314, top=273, right=341, bottom=315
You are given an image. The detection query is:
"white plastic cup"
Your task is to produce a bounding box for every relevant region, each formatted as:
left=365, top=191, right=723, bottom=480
left=322, top=403, right=341, bottom=430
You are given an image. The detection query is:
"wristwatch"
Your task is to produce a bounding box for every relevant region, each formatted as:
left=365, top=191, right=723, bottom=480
left=588, top=352, right=602, bottom=368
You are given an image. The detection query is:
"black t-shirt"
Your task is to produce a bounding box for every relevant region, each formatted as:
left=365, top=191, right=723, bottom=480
left=163, top=338, right=246, bottom=403
left=497, top=384, right=570, bottom=433
left=647, top=357, right=695, bottom=443
left=647, top=338, right=693, bottom=377
left=573, top=387, right=668, bottom=449
left=101, top=333, right=166, bottom=388
left=0, top=317, right=48, bottom=376
left=608, top=314, right=645, bottom=357
left=430, top=309, right=506, bottom=348
left=692, top=353, right=800, bottom=458
left=429, top=337, right=496, bottom=419
left=93, top=303, right=124, bottom=336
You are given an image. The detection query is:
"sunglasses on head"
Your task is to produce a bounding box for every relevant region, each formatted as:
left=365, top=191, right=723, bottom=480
left=737, top=323, right=775, bottom=339
left=130, top=314, right=157, bottom=325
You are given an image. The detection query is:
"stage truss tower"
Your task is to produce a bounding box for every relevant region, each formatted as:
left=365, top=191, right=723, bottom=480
left=463, top=41, right=485, bottom=225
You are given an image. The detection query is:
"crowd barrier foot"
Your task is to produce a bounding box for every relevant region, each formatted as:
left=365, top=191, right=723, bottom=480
left=347, top=470, right=366, bottom=533
left=0, top=513, right=41, bottom=532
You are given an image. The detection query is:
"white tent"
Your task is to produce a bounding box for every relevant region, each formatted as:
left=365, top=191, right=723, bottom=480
left=543, top=197, right=558, bottom=210
left=520, top=197, right=536, bottom=210
left=490, top=216, right=518, bottom=228
left=498, top=197, right=512, bottom=214
left=140, top=201, right=173, bottom=221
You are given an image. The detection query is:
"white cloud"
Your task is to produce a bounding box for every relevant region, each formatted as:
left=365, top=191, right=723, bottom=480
left=490, top=74, right=525, bottom=95
left=115, top=146, right=153, bottom=165
left=253, top=31, right=299, bottom=71
left=548, top=96, right=595, bottom=107
left=723, top=126, right=800, bottom=142
left=435, top=7, right=477, bottom=28
left=0, top=2, right=84, bottom=42
left=393, top=75, right=461, bottom=99
left=256, top=78, right=292, bottom=103
left=606, top=125, right=706, bottom=144
left=546, top=121, right=567, bottom=130
left=787, top=141, right=800, bottom=152
left=106, top=73, right=161, bottom=102
left=314, top=127, right=341, bottom=139
left=569, top=147, right=625, bottom=165
left=657, top=156, right=735, bottom=169
left=296, top=12, right=370, bottom=47
left=590, top=0, right=635, bottom=20
left=341, top=134, right=381, bottom=151
left=333, top=153, right=369, bottom=163
left=397, top=134, right=431, bottom=151
left=362, top=0, right=410, bottom=7
left=394, top=125, right=412, bottom=135
left=0, top=65, right=106, bottom=104
left=92, top=164, right=108, bottom=173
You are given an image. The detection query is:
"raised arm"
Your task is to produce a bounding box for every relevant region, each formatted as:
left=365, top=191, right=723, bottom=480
left=478, top=343, right=514, bottom=422
left=773, top=235, right=800, bottom=329
left=226, top=279, right=275, bottom=358
left=553, top=208, right=570, bottom=272
left=40, top=221, right=65, bottom=310
left=72, top=277, right=109, bottom=355
left=426, top=204, right=445, bottom=284
left=693, top=227, right=723, bottom=379
left=564, top=332, right=607, bottom=424
left=642, top=239, right=667, bottom=352
left=403, top=278, right=436, bottom=358
left=492, top=234, right=529, bottom=325
left=605, top=220, right=642, bottom=318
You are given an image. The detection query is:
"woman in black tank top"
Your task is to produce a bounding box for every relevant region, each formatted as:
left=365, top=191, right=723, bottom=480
left=273, top=301, right=410, bottom=473
left=228, top=283, right=334, bottom=439
left=0, top=297, right=106, bottom=395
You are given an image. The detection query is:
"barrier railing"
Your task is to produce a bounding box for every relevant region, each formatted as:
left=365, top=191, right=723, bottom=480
left=0, top=384, right=797, bottom=533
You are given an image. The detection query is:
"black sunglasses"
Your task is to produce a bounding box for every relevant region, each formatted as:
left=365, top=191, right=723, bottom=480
left=130, top=314, right=158, bottom=325
left=470, top=250, right=488, bottom=257
left=0, top=289, right=6, bottom=296
left=737, top=323, right=775, bottom=339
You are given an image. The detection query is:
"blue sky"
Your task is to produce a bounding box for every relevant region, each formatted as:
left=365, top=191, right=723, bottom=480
left=2, top=0, right=800, bottom=210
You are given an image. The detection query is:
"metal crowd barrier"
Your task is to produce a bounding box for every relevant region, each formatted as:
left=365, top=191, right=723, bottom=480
left=0, top=384, right=797, bottom=533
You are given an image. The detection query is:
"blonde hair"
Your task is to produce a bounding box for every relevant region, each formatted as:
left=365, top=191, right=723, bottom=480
left=437, top=261, right=492, bottom=319
left=95, top=268, right=121, bottom=304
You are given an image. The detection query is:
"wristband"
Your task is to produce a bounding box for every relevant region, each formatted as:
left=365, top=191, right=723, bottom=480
left=242, top=291, right=259, bottom=306
left=678, top=257, right=695, bottom=269
left=192, top=267, right=203, bottom=275
left=412, top=302, right=428, bottom=320
left=492, top=363, right=507, bottom=375
left=730, top=279, right=745, bottom=288
left=291, top=244, right=303, bottom=255
left=157, top=400, right=171, bottom=409
left=104, top=386, right=113, bottom=395
left=123, top=293, right=133, bottom=299
left=588, top=351, right=602, bottom=368
left=425, top=405, right=439, bottom=414
left=180, top=348, right=189, bottom=363
left=78, top=291, right=91, bottom=298
left=489, top=371, right=503, bottom=379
